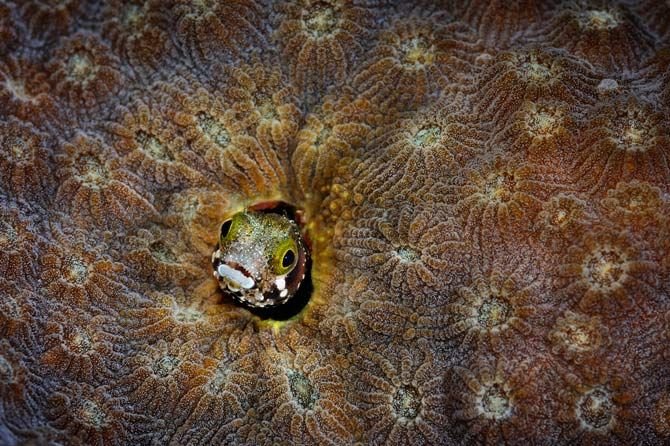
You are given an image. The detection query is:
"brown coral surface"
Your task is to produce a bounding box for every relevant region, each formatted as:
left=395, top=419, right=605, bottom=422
left=1, top=1, right=669, bottom=445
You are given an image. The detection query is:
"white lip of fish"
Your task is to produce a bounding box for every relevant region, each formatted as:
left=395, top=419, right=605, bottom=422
left=216, top=263, right=255, bottom=290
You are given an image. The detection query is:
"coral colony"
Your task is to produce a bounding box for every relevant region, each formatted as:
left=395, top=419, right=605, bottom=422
left=0, top=1, right=669, bottom=445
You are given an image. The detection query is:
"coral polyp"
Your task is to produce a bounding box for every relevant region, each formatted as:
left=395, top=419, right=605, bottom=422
left=445, top=355, right=554, bottom=444
left=0, top=208, right=41, bottom=283
left=353, top=11, right=481, bottom=110
left=544, top=2, right=656, bottom=72
left=446, top=266, right=541, bottom=352
left=473, top=47, right=600, bottom=122
left=275, top=0, right=377, bottom=98
left=46, top=32, right=124, bottom=111
left=0, top=1, right=668, bottom=444
left=354, top=341, right=448, bottom=445
left=170, top=0, right=268, bottom=66
left=45, top=381, right=159, bottom=445
left=0, top=117, right=53, bottom=201
left=100, top=0, right=172, bottom=75
left=548, top=310, right=610, bottom=363
left=556, top=229, right=659, bottom=315
left=571, top=94, right=670, bottom=195
left=258, top=330, right=361, bottom=445
left=55, top=134, right=158, bottom=228
left=552, top=357, right=650, bottom=445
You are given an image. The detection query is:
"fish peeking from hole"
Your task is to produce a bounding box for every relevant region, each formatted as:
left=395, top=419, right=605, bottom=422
left=212, top=210, right=309, bottom=308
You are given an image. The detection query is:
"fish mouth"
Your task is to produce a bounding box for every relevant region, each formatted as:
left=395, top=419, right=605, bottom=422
left=212, top=250, right=257, bottom=292
left=217, top=263, right=256, bottom=291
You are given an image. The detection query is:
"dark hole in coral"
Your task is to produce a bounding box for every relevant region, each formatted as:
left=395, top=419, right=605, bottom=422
left=221, top=201, right=313, bottom=321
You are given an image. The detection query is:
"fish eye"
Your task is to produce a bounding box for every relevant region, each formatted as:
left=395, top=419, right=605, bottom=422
left=274, top=240, right=299, bottom=275
left=282, top=249, right=295, bottom=269
left=220, top=219, right=233, bottom=238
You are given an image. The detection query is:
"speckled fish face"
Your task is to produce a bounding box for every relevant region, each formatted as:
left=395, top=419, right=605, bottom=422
left=212, top=211, right=308, bottom=308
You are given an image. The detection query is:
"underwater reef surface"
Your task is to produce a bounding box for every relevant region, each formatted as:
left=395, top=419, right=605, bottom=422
left=0, top=0, right=669, bottom=444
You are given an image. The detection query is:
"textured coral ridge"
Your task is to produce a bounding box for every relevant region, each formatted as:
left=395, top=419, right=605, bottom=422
left=0, top=0, right=669, bottom=445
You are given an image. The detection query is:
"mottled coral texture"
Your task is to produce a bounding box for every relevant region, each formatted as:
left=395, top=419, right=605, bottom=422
left=0, top=1, right=669, bottom=445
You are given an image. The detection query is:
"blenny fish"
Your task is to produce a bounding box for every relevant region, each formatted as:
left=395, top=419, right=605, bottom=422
left=212, top=210, right=308, bottom=308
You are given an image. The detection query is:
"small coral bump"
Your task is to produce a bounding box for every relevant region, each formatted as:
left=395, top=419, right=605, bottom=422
left=533, top=193, right=594, bottom=251
left=453, top=0, right=561, bottom=45
left=118, top=288, right=246, bottom=347
left=555, top=228, right=660, bottom=316
left=473, top=48, right=600, bottom=122
left=356, top=296, right=454, bottom=345
left=554, top=360, right=647, bottom=444
left=163, top=188, right=232, bottom=256
left=46, top=32, right=125, bottom=110
left=120, top=225, right=202, bottom=290
left=309, top=274, right=371, bottom=347
left=353, top=340, right=448, bottom=445
left=105, top=98, right=210, bottom=189
left=39, top=231, right=129, bottom=311
left=600, top=180, right=669, bottom=232
left=0, top=117, right=54, bottom=201
left=258, top=329, right=362, bottom=445
left=163, top=80, right=290, bottom=197
left=571, top=95, right=670, bottom=196
left=542, top=3, right=656, bottom=72
left=352, top=101, right=487, bottom=205
left=0, top=54, right=57, bottom=125
left=445, top=355, right=554, bottom=444
left=169, top=0, right=268, bottom=66
left=336, top=205, right=465, bottom=302
left=0, top=338, right=46, bottom=434
left=55, top=133, right=158, bottom=229
left=170, top=329, right=260, bottom=444
left=18, top=0, right=83, bottom=41
left=291, top=90, right=371, bottom=203
left=0, top=207, right=41, bottom=283
left=119, top=338, right=204, bottom=417
left=445, top=262, right=542, bottom=353
left=447, top=155, right=562, bottom=248
left=353, top=11, right=482, bottom=110
left=222, top=62, right=302, bottom=157
left=275, top=0, right=378, bottom=98
left=548, top=310, right=610, bottom=364
left=41, top=307, right=125, bottom=384
left=490, top=99, right=577, bottom=161
left=100, top=0, right=173, bottom=76
left=46, top=381, right=161, bottom=446
left=0, top=280, right=41, bottom=350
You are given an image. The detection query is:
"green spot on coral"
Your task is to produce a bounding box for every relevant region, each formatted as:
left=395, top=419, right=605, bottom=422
left=392, top=386, right=421, bottom=419
left=67, top=55, right=96, bottom=82
left=578, top=387, right=614, bottom=430
left=481, top=383, right=511, bottom=420
left=196, top=112, right=231, bottom=147
left=413, top=126, right=441, bottom=147
left=136, top=131, right=171, bottom=161
left=306, top=6, right=337, bottom=38
left=478, top=297, right=511, bottom=329
left=79, top=400, right=107, bottom=427
left=152, top=355, right=180, bottom=378
left=288, top=369, right=318, bottom=410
